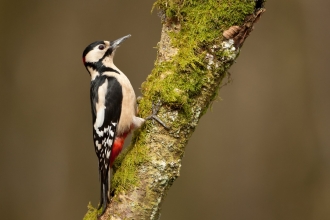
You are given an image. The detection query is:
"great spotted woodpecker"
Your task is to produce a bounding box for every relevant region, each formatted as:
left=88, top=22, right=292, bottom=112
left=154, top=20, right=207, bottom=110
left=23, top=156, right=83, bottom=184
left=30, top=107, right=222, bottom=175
left=82, top=35, right=145, bottom=216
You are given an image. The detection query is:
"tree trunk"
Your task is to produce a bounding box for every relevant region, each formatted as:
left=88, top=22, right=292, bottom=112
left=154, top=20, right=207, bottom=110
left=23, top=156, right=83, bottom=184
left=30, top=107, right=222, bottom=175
left=84, top=0, right=266, bottom=219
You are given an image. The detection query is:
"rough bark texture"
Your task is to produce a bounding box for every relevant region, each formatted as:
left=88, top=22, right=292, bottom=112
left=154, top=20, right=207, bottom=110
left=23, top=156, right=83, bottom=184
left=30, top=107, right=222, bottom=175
left=84, top=1, right=266, bottom=219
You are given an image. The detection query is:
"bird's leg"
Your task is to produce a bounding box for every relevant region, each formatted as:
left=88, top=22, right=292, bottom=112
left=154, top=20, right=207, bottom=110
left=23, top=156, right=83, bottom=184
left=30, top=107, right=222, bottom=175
left=145, top=100, right=170, bottom=130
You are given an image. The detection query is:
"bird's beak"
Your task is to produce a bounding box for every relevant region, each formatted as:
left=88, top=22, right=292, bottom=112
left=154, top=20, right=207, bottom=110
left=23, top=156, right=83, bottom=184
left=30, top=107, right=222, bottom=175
left=110, top=34, right=131, bottom=49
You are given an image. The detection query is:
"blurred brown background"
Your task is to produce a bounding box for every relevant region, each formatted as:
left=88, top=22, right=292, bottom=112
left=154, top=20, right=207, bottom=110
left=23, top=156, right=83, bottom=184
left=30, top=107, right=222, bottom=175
left=0, top=0, right=329, bottom=219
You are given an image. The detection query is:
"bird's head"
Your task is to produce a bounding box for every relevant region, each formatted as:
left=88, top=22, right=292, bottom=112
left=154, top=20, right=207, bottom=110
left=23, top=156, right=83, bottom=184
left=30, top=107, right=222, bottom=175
left=82, top=34, right=131, bottom=75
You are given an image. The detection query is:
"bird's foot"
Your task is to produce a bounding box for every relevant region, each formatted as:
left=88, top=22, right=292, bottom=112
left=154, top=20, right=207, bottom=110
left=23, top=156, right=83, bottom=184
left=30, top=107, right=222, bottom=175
left=145, top=100, right=170, bottom=130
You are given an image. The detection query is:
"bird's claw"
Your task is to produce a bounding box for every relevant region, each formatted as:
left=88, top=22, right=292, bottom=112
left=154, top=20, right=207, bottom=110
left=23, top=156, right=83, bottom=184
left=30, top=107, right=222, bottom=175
left=146, top=101, right=170, bottom=130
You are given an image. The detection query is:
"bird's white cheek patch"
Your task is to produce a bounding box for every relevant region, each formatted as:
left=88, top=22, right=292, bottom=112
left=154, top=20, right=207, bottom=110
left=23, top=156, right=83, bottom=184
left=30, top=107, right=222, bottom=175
left=85, top=50, right=104, bottom=63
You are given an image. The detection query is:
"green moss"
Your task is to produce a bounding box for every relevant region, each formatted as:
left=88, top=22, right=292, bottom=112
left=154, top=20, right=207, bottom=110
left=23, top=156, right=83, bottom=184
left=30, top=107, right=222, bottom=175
left=129, top=2, right=255, bottom=215
left=111, top=127, right=150, bottom=192
left=83, top=202, right=100, bottom=220
left=145, top=0, right=255, bottom=115
left=109, top=0, right=256, bottom=198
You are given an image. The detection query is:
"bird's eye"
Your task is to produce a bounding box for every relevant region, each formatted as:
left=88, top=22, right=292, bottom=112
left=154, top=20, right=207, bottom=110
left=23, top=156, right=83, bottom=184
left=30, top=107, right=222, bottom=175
left=98, top=45, right=105, bottom=50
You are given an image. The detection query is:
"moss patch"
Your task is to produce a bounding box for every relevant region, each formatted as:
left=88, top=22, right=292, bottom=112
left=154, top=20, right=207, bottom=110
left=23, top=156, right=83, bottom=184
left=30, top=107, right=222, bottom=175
left=111, top=127, right=150, bottom=192
left=111, top=0, right=256, bottom=194
left=140, top=0, right=255, bottom=115
left=83, top=202, right=100, bottom=220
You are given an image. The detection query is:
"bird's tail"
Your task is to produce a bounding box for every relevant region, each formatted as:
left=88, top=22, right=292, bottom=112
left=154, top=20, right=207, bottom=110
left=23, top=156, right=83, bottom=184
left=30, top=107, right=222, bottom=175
left=98, top=165, right=110, bottom=216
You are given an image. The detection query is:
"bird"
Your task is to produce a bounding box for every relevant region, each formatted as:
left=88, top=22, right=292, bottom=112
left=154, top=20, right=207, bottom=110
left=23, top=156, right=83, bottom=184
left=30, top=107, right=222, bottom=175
left=82, top=34, right=145, bottom=216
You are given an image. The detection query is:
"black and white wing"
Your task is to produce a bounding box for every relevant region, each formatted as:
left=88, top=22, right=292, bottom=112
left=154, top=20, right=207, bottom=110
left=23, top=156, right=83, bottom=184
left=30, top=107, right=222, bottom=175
left=90, top=75, right=122, bottom=209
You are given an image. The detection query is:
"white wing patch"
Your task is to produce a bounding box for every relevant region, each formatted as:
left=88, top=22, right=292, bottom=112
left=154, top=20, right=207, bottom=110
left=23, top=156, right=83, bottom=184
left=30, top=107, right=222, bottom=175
left=94, top=108, right=105, bottom=136
left=104, top=126, right=110, bottom=133
left=94, top=79, right=108, bottom=136
left=95, top=140, right=102, bottom=150
left=107, top=137, right=113, bottom=146
left=93, top=120, right=117, bottom=168
left=109, top=129, right=114, bottom=137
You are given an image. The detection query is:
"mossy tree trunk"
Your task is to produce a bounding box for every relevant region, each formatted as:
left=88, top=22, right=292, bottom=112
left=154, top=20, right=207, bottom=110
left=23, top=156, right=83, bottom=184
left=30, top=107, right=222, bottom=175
left=84, top=1, right=266, bottom=219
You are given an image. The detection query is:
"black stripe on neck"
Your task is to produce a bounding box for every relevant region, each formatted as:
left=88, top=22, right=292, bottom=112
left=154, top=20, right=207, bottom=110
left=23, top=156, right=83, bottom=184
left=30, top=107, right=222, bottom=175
left=86, top=62, right=120, bottom=74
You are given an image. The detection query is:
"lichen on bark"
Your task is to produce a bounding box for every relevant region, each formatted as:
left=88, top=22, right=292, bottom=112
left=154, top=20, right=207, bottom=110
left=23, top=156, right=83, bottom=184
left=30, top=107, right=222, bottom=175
left=84, top=0, right=265, bottom=219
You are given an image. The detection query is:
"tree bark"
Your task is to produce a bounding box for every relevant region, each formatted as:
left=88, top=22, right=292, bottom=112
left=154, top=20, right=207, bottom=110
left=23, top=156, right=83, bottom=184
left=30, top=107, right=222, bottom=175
left=84, top=1, right=266, bottom=219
